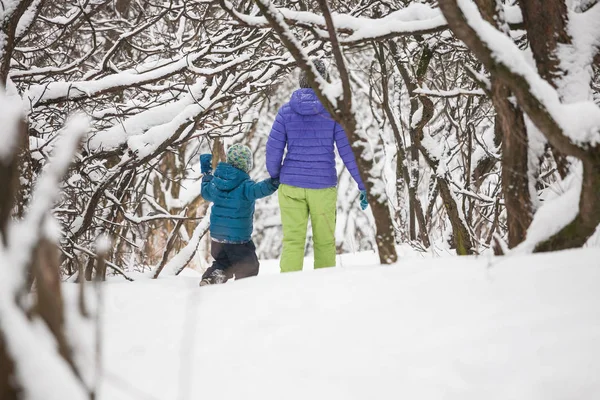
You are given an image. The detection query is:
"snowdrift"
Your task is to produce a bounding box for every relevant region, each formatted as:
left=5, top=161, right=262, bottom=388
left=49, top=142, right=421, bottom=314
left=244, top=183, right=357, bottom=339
left=93, top=248, right=600, bottom=400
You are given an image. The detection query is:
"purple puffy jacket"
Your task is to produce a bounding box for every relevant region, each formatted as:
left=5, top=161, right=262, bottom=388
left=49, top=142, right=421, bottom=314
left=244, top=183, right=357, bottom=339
left=266, top=88, right=365, bottom=191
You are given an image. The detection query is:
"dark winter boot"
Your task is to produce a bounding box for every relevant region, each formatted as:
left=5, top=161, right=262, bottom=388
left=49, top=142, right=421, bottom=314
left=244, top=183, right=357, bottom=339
left=199, top=268, right=228, bottom=286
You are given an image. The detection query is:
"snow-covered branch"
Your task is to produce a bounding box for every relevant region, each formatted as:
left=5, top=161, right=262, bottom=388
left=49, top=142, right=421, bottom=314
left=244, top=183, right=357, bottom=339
left=0, top=100, right=90, bottom=398
left=8, top=115, right=89, bottom=274
left=438, top=0, right=600, bottom=251
left=25, top=49, right=214, bottom=106
left=222, top=0, right=522, bottom=45
left=155, top=209, right=211, bottom=277
left=414, top=87, right=486, bottom=97
left=439, top=0, right=600, bottom=154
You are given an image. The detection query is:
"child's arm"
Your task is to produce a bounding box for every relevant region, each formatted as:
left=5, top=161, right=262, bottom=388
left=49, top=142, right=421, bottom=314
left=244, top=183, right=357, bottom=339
left=201, top=175, right=216, bottom=202
left=200, top=153, right=216, bottom=202
left=243, top=178, right=279, bottom=201
left=200, top=154, right=213, bottom=175
left=266, top=110, right=287, bottom=178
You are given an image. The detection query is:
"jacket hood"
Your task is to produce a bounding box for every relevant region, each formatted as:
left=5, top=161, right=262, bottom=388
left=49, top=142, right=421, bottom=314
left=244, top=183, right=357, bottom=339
left=289, top=88, right=326, bottom=116
left=212, top=162, right=249, bottom=192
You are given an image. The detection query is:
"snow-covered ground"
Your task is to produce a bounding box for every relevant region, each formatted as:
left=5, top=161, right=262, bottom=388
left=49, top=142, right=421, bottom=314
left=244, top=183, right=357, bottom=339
left=90, top=248, right=600, bottom=400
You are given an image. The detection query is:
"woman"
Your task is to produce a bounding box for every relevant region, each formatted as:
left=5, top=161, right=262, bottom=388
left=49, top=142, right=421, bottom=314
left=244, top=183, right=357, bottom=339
left=266, top=59, right=368, bottom=272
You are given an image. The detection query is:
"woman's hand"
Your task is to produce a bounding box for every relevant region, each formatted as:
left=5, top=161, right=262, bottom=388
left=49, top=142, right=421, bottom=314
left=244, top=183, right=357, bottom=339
left=359, top=190, right=368, bottom=210
left=268, top=178, right=280, bottom=190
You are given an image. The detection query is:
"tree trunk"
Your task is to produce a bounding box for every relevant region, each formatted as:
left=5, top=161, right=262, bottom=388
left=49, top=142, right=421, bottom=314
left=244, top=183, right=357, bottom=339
left=255, top=0, right=398, bottom=264
left=376, top=43, right=430, bottom=248
left=85, top=256, right=95, bottom=281
left=0, top=0, right=35, bottom=85
left=518, top=0, right=571, bottom=176
left=336, top=116, right=399, bottom=264
left=316, top=0, right=398, bottom=264
left=0, top=120, right=27, bottom=245
left=438, top=0, right=600, bottom=251
left=518, top=0, right=571, bottom=85
left=212, top=138, right=227, bottom=167
left=393, top=43, right=474, bottom=254
left=417, top=96, right=475, bottom=255
left=535, top=154, right=600, bottom=251
left=476, top=0, right=533, bottom=248
left=494, top=105, right=532, bottom=248
left=0, top=108, right=83, bottom=397
left=437, top=178, right=475, bottom=255
left=32, top=239, right=78, bottom=374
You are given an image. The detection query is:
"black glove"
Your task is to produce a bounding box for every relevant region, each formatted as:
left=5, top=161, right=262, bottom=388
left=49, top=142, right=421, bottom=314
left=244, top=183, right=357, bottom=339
left=269, top=178, right=280, bottom=189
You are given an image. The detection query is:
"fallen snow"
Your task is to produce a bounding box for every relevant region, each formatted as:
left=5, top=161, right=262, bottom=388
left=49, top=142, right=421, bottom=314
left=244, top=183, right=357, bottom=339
left=0, top=300, right=89, bottom=400
left=65, top=248, right=600, bottom=400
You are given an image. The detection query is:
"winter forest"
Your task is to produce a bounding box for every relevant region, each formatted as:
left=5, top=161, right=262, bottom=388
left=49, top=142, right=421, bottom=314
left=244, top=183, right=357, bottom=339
left=1, top=0, right=600, bottom=398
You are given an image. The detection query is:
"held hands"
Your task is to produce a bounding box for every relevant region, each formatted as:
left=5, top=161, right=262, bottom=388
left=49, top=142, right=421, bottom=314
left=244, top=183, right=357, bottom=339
left=359, top=190, right=368, bottom=211
left=268, top=178, right=280, bottom=190
left=200, top=154, right=213, bottom=175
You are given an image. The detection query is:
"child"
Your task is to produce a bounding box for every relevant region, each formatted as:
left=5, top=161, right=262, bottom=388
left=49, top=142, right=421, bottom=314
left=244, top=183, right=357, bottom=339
left=199, top=144, right=279, bottom=286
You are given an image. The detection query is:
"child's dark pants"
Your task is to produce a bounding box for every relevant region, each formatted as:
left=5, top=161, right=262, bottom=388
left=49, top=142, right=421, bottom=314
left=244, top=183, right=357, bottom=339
left=202, top=240, right=260, bottom=281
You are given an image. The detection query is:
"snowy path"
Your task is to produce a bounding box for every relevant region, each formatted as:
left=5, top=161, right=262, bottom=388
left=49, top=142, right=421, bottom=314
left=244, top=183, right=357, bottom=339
left=92, top=248, right=600, bottom=400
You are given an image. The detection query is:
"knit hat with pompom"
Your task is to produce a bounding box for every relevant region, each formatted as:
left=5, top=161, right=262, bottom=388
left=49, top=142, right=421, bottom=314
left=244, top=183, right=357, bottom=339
left=299, top=59, right=328, bottom=88
left=226, top=144, right=253, bottom=173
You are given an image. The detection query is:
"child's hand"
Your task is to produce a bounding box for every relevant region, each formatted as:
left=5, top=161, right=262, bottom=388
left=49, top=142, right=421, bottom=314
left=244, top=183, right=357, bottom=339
left=200, top=154, right=213, bottom=174
left=268, top=178, right=280, bottom=189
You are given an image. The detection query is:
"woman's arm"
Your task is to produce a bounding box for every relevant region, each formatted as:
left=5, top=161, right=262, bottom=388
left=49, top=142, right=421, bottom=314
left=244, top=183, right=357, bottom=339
left=334, top=122, right=366, bottom=191
left=266, top=109, right=287, bottom=178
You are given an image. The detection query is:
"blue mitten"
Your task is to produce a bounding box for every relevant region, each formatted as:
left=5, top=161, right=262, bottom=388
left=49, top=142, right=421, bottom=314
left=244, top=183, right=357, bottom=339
left=359, top=190, right=368, bottom=211
left=200, top=154, right=213, bottom=175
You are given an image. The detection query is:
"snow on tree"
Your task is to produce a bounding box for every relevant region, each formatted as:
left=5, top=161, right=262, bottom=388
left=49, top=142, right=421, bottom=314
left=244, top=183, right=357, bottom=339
left=1, top=0, right=598, bottom=283
left=1, top=0, right=599, bottom=397
left=0, top=87, right=90, bottom=399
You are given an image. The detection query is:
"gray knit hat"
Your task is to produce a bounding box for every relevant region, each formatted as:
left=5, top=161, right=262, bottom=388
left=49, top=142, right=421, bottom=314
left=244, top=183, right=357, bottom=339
left=226, top=144, right=253, bottom=173
left=299, top=59, right=328, bottom=88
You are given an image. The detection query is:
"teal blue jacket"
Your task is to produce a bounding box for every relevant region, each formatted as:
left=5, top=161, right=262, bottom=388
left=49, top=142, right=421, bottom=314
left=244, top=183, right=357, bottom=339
left=201, top=163, right=278, bottom=243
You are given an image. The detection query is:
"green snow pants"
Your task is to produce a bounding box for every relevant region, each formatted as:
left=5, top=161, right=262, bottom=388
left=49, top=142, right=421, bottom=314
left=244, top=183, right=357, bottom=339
left=278, top=184, right=337, bottom=272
